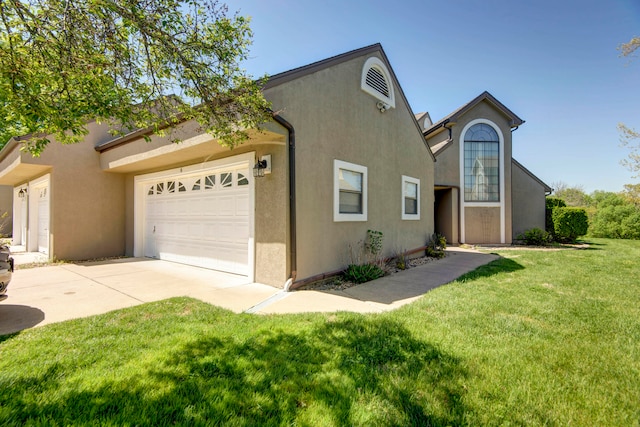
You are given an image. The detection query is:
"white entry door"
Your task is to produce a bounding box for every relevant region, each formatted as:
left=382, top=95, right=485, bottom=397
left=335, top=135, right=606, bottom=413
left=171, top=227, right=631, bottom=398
left=37, top=186, right=50, bottom=253
left=20, top=197, right=27, bottom=245
left=140, top=163, right=253, bottom=276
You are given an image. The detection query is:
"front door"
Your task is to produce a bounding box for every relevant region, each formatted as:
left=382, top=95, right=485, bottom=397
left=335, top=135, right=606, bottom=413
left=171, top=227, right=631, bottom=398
left=37, top=186, right=50, bottom=254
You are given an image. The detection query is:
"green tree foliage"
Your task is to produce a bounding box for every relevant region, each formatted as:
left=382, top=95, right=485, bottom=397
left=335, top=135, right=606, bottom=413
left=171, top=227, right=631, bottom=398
left=0, top=0, right=271, bottom=155
left=548, top=184, right=640, bottom=240
left=552, top=207, right=589, bottom=243
left=622, top=183, right=640, bottom=206
left=551, top=182, right=591, bottom=206
left=589, top=192, right=640, bottom=239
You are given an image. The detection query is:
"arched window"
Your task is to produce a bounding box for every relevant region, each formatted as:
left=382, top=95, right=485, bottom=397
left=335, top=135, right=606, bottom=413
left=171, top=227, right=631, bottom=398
left=463, top=123, right=500, bottom=202
left=360, top=57, right=395, bottom=109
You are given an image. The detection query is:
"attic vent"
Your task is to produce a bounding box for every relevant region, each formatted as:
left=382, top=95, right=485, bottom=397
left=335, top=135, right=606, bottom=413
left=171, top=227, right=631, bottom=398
left=361, top=57, right=395, bottom=109
left=365, top=67, right=389, bottom=98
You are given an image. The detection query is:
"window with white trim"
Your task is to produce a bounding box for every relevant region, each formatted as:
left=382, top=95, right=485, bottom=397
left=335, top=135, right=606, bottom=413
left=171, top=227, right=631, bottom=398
left=402, top=175, right=420, bottom=220
left=463, top=123, right=500, bottom=202
left=334, top=160, right=367, bottom=222
left=361, top=57, right=395, bottom=109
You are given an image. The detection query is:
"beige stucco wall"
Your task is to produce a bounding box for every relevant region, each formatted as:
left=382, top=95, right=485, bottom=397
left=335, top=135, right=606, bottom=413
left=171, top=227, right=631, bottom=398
left=427, top=100, right=514, bottom=244
left=50, top=124, right=126, bottom=259
left=264, top=53, right=435, bottom=281
left=512, top=161, right=547, bottom=239
left=0, top=122, right=126, bottom=259
left=0, top=186, right=13, bottom=236
left=464, top=207, right=501, bottom=243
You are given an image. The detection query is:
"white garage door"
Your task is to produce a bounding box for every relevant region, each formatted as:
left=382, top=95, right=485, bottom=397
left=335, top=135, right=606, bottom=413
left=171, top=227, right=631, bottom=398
left=141, top=162, right=253, bottom=276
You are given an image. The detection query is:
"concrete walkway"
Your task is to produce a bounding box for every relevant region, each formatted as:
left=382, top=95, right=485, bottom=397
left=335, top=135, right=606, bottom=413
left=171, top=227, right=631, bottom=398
left=0, top=248, right=499, bottom=335
left=259, top=248, right=499, bottom=314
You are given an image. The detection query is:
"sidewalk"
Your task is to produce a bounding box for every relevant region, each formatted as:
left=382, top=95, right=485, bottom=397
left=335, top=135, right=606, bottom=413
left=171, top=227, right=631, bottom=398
left=0, top=247, right=499, bottom=335
left=256, top=248, right=499, bottom=314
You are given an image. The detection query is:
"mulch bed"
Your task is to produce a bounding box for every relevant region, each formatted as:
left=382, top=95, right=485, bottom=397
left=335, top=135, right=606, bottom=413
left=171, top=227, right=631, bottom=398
left=300, top=253, right=448, bottom=291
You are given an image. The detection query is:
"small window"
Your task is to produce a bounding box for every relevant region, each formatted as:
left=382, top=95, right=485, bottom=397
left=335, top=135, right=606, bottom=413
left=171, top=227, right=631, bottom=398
left=220, top=173, right=232, bottom=188
left=205, top=175, right=216, bottom=190
left=361, top=57, right=395, bottom=109
left=401, top=175, right=420, bottom=220
left=147, top=186, right=154, bottom=196
left=167, top=181, right=175, bottom=193
left=178, top=182, right=186, bottom=192
left=334, top=160, right=367, bottom=222
left=192, top=178, right=201, bottom=191
left=237, top=173, right=249, bottom=186
left=156, top=183, right=164, bottom=195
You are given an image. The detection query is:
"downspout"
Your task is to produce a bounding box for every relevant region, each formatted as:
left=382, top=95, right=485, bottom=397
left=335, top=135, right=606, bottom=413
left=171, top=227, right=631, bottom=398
left=272, top=113, right=297, bottom=291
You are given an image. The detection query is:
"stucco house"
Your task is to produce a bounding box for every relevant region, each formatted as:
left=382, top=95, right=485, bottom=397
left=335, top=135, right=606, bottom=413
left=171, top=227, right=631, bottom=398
left=0, top=44, right=435, bottom=288
left=418, top=91, right=552, bottom=245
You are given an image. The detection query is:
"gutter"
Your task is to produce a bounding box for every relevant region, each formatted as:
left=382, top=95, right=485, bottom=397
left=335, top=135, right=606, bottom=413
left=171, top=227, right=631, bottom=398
left=423, top=118, right=451, bottom=138
left=271, top=113, right=297, bottom=291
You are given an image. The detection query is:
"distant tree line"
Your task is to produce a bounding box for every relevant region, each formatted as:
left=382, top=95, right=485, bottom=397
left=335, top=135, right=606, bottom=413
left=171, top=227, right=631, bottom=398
left=550, top=183, right=640, bottom=240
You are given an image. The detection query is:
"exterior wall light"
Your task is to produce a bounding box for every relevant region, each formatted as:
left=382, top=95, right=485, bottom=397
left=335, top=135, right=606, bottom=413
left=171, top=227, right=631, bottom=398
left=253, top=159, right=267, bottom=178
left=18, top=188, right=27, bottom=199
left=253, top=155, right=272, bottom=178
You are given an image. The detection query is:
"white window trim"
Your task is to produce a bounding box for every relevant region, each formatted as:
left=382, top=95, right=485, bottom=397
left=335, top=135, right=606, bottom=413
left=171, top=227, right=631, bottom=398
left=334, top=159, right=367, bottom=222
left=459, top=119, right=506, bottom=243
left=401, top=175, right=420, bottom=220
left=360, top=57, right=396, bottom=109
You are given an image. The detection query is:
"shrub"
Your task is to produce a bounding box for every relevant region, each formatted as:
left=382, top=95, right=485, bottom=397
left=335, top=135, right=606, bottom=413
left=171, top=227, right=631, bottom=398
left=394, top=250, right=408, bottom=270
left=344, top=230, right=386, bottom=284
left=426, top=233, right=447, bottom=258
left=343, top=263, right=385, bottom=284
left=517, top=228, right=552, bottom=246
left=552, top=207, right=589, bottom=243
left=545, top=197, right=567, bottom=234
left=365, top=229, right=384, bottom=264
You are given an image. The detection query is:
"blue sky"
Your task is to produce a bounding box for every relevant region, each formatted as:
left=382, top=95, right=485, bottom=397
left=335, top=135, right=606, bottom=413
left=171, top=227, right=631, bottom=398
left=225, top=0, right=640, bottom=193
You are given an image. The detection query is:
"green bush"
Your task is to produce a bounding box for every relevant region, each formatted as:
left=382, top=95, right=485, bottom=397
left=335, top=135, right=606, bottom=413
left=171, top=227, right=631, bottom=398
left=426, top=233, right=447, bottom=258
left=343, top=263, right=385, bottom=284
left=589, top=204, right=640, bottom=239
left=517, top=228, right=552, bottom=246
left=545, top=197, right=567, bottom=234
left=552, top=207, right=589, bottom=243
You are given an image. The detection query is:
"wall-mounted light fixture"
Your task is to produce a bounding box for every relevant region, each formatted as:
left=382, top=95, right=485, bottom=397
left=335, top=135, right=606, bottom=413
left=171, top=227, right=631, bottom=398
left=18, top=188, right=27, bottom=199
left=376, top=101, right=390, bottom=113
left=253, top=154, right=272, bottom=178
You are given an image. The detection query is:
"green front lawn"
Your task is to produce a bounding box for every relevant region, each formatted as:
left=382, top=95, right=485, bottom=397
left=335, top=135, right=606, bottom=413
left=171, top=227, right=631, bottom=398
left=1, top=239, right=639, bottom=426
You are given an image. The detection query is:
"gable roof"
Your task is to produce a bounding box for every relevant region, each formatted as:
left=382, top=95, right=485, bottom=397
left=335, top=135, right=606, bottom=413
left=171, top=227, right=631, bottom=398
left=263, top=43, right=383, bottom=89
left=512, top=158, right=553, bottom=193
left=424, top=91, right=525, bottom=137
